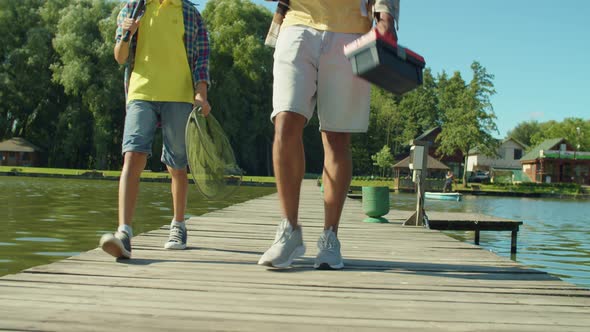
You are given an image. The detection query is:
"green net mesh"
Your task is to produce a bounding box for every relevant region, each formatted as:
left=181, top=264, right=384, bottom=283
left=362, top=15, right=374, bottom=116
left=185, top=108, right=242, bottom=199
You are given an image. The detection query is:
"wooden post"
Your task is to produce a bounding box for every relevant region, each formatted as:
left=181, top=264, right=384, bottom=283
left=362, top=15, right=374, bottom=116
left=474, top=230, right=480, bottom=245
left=511, top=230, right=518, bottom=254
left=404, top=140, right=430, bottom=227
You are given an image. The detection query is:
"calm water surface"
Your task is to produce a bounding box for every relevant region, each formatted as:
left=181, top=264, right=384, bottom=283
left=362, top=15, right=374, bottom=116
left=0, top=176, right=275, bottom=276
left=391, top=192, right=590, bottom=289
left=1, top=176, right=589, bottom=289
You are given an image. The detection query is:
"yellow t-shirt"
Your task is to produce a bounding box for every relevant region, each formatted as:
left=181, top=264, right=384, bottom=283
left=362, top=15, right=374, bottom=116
left=282, top=0, right=372, bottom=34
left=128, top=0, right=194, bottom=103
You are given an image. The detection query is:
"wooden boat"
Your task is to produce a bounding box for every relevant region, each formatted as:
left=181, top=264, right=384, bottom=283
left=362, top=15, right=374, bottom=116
left=424, top=192, right=462, bottom=201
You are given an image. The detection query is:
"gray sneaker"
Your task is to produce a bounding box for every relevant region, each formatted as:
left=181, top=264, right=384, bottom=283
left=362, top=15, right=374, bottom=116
left=258, top=219, right=305, bottom=268
left=100, top=231, right=131, bottom=259
left=164, top=225, right=187, bottom=250
left=314, top=227, right=344, bottom=270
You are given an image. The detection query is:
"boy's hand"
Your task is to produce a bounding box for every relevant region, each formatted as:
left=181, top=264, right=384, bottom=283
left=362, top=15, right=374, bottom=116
left=122, top=18, right=140, bottom=40
left=376, top=12, right=397, bottom=42
left=195, top=94, right=211, bottom=117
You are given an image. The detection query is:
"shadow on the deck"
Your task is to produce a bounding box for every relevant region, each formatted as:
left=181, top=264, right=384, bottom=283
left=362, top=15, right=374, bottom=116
left=114, top=254, right=557, bottom=281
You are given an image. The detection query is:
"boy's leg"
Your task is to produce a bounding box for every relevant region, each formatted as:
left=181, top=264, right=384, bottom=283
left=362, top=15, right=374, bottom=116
left=119, top=152, right=148, bottom=228
left=167, top=165, right=188, bottom=224
left=101, top=100, right=158, bottom=259
left=160, top=102, right=192, bottom=249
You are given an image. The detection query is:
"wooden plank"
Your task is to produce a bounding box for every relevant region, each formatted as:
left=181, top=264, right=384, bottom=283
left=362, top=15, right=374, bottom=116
left=0, top=179, right=588, bottom=331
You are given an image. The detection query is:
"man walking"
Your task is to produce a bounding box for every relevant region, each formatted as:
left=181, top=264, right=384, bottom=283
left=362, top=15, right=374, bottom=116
left=259, top=0, right=399, bottom=269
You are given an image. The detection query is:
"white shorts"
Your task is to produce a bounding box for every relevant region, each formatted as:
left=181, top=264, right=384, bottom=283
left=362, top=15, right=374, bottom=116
left=271, top=25, right=371, bottom=133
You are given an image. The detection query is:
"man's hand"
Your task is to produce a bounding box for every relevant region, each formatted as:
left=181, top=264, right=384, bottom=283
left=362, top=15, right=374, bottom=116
left=375, top=12, right=397, bottom=42
left=122, top=18, right=140, bottom=40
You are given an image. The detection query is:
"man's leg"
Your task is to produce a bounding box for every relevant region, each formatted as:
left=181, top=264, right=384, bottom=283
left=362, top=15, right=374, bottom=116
left=259, top=25, right=319, bottom=268
left=257, top=111, right=307, bottom=268
left=314, top=28, right=369, bottom=269
left=321, top=131, right=352, bottom=234
left=273, top=112, right=307, bottom=226
left=313, top=131, right=351, bottom=270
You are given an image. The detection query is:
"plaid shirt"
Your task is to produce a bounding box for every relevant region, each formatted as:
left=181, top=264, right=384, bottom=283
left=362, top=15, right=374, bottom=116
left=116, top=0, right=210, bottom=96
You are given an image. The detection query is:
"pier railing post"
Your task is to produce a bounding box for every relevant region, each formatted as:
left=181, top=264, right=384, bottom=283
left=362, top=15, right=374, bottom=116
left=404, top=140, right=430, bottom=227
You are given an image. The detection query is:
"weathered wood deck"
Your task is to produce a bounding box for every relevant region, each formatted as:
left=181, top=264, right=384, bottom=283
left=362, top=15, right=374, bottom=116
left=1, top=180, right=589, bottom=331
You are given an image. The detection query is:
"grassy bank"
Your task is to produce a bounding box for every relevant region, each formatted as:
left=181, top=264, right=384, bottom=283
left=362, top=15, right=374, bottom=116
left=1, top=166, right=168, bottom=179
left=456, top=182, right=585, bottom=197
left=2, top=167, right=584, bottom=197
left=0, top=166, right=278, bottom=185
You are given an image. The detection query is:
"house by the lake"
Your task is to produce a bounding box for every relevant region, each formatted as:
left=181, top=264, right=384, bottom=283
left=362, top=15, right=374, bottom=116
left=392, top=155, right=450, bottom=191
left=415, top=127, right=464, bottom=176
left=520, top=138, right=590, bottom=184
left=466, top=137, right=527, bottom=172
left=0, top=137, right=42, bottom=167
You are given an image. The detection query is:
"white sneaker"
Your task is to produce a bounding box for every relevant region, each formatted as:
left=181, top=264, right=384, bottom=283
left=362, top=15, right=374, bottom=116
left=258, top=219, right=305, bottom=268
left=314, top=227, right=344, bottom=270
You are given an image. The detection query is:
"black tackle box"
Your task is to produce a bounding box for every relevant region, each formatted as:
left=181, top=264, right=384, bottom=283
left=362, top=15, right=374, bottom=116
left=344, top=30, right=426, bottom=95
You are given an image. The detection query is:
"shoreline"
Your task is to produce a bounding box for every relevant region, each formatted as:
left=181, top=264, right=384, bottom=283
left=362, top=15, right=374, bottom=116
left=2, top=170, right=587, bottom=199
left=0, top=171, right=276, bottom=187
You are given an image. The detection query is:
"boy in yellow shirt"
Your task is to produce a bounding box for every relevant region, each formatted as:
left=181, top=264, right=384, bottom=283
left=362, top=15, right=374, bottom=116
left=100, top=0, right=210, bottom=259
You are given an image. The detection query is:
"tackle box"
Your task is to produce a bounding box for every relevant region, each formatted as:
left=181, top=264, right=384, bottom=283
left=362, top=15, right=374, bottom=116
left=344, top=30, right=426, bottom=95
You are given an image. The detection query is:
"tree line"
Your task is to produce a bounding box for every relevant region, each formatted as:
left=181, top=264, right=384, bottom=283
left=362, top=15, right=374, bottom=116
left=508, top=118, right=589, bottom=152
left=5, top=0, right=578, bottom=179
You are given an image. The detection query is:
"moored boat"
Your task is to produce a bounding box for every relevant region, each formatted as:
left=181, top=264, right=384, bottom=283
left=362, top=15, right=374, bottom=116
left=425, top=192, right=462, bottom=201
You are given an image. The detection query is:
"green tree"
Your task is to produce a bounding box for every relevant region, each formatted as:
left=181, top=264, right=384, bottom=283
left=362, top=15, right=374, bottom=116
left=202, top=0, right=275, bottom=175
left=0, top=0, right=73, bottom=168
left=371, top=145, right=395, bottom=177
left=437, top=62, right=499, bottom=185
left=0, top=0, right=51, bottom=138
left=506, top=120, right=541, bottom=148
left=528, top=118, right=590, bottom=151
left=396, top=68, right=440, bottom=149
left=51, top=0, right=124, bottom=169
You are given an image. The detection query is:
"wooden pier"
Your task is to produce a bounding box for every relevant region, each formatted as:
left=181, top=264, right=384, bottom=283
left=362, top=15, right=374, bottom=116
left=1, top=180, right=589, bottom=331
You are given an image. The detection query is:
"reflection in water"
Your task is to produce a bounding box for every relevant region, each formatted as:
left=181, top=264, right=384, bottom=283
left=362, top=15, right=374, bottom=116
left=391, top=192, right=590, bottom=289
left=0, top=177, right=276, bottom=276
left=15, top=237, right=65, bottom=242
left=34, top=252, right=81, bottom=257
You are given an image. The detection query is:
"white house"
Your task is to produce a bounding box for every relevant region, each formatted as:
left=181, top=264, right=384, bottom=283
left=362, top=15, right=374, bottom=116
left=466, top=137, right=527, bottom=172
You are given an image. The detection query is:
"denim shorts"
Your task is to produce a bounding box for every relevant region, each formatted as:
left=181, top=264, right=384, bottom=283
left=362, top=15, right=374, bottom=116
left=122, top=100, right=193, bottom=169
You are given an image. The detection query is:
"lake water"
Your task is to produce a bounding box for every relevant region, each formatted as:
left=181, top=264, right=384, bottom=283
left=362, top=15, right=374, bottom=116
left=0, top=176, right=275, bottom=276
left=1, top=176, right=589, bottom=289
left=391, top=192, right=590, bottom=289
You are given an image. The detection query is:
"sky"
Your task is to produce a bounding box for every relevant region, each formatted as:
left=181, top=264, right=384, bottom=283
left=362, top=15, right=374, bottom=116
left=197, top=0, right=590, bottom=138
